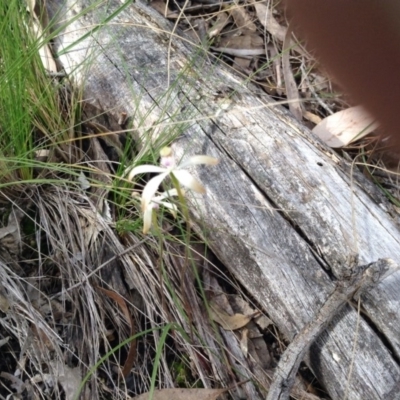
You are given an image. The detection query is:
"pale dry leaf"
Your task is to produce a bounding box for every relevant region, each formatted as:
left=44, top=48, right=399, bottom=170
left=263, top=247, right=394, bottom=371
left=210, top=302, right=252, bottom=330
left=228, top=294, right=255, bottom=315
left=253, top=2, right=286, bottom=42
left=0, top=208, right=24, bottom=255
left=27, top=5, right=57, bottom=73
left=268, top=44, right=283, bottom=94
left=312, top=105, right=379, bottom=148
left=49, top=362, right=82, bottom=400
left=282, top=27, right=303, bottom=121
left=240, top=328, right=249, bottom=357
left=234, top=56, right=251, bottom=71
left=254, top=314, right=273, bottom=330
left=102, top=200, right=112, bottom=223
left=229, top=6, right=257, bottom=33
left=208, top=12, right=230, bottom=38
left=0, top=372, right=25, bottom=394
left=77, top=208, right=103, bottom=246
left=303, top=111, right=322, bottom=125
left=35, top=149, right=49, bottom=161
left=217, top=35, right=248, bottom=49
left=26, top=0, right=35, bottom=13
left=0, top=336, right=10, bottom=348
left=150, top=0, right=177, bottom=18
left=194, top=18, right=207, bottom=43
left=211, top=46, right=265, bottom=57
left=78, top=172, right=91, bottom=190
left=250, top=33, right=264, bottom=48
left=214, top=34, right=265, bottom=57
left=132, top=388, right=226, bottom=400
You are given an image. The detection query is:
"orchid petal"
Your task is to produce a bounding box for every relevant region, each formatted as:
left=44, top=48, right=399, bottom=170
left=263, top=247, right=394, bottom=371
left=155, top=188, right=180, bottom=201
left=158, top=201, right=178, bottom=218
left=141, top=171, right=169, bottom=212
left=126, top=165, right=166, bottom=181
left=142, top=206, right=153, bottom=234
left=179, top=155, right=219, bottom=169
left=173, top=170, right=206, bottom=193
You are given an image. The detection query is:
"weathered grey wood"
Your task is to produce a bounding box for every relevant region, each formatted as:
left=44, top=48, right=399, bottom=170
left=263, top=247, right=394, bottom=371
left=48, top=0, right=400, bottom=398
left=267, top=258, right=396, bottom=400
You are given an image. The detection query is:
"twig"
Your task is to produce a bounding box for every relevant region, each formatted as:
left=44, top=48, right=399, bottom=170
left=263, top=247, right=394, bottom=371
left=266, top=258, right=398, bottom=400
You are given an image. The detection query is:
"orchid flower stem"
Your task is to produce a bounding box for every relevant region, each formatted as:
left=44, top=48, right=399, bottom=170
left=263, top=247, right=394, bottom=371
left=170, top=173, right=189, bottom=230
left=151, top=210, right=159, bottom=236
left=170, top=173, right=193, bottom=334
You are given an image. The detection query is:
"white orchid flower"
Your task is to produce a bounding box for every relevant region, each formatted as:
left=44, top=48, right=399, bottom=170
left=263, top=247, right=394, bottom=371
left=142, top=189, right=180, bottom=234
left=126, top=147, right=219, bottom=216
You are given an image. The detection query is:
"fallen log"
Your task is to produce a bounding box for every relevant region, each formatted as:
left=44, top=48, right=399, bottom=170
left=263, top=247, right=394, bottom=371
left=48, top=0, right=400, bottom=398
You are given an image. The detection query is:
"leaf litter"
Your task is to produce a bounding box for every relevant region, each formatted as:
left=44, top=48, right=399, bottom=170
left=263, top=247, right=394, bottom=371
left=131, top=387, right=227, bottom=400
left=149, top=0, right=395, bottom=161
left=1, top=0, right=397, bottom=399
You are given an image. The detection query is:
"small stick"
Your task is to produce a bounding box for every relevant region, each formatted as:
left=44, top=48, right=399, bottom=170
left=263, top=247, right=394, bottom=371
left=266, top=258, right=397, bottom=400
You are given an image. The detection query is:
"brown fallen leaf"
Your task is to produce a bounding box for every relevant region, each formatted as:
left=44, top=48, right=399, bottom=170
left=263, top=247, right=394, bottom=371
left=282, top=26, right=303, bottom=121
left=229, top=5, right=257, bottom=34
left=208, top=12, right=230, bottom=38
left=97, top=286, right=136, bottom=377
left=210, top=302, right=252, bottom=330
left=131, top=388, right=227, bottom=400
left=303, top=111, right=322, bottom=125
left=214, top=34, right=265, bottom=57
left=253, top=1, right=287, bottom=42
left=312, top=105, right=379, bottom=147
left=233, top=56, right=251, bottom=72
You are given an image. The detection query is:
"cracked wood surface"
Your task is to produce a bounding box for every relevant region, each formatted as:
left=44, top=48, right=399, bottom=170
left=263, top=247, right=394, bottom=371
left=266, top=258, right=397, bottom=400
left=48, top=0, right=400, bottom=398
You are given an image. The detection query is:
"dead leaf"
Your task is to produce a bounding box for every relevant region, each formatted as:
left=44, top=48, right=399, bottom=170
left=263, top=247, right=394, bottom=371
left=282, top=26, right=303, bottom=121
left=233, top=57, right=251, bottom=71
left=312, top=105, right=379, bottom=147
left=150, top=0, right=178, bottom=18
left=303, top=111, right=322, bottom=125
left=210, top=302, right=252, bottom=330
left=78, top=172, right=91, bottom=190
left=0, top=372, right=26, bottom=394
left=254, top=314, right=273, bottom=330
left=268, top=44, right=283, bottom=94
left=0, top=337, right=10, bottom=348
left=214, top=34, right=265, bottom=57
left=229, top=6, right=257, bottom=33
left=49, top=362, right=82, bottom=400
left=97, top=287, right=136, bottom=377
left=0, top=208, right=24, bottom=255
left=240, top=328, right=249, bottom=357
left=253, top=2, right=287, bottom=42
left=35, top=149, right=50, bottom=161
left=132, top=388, right=226, bottom=400
left=31, top=324, right=55, bottom=351
left=208, top=12, right=230, bottom=38
left=26, top=0, right=57, bottom=73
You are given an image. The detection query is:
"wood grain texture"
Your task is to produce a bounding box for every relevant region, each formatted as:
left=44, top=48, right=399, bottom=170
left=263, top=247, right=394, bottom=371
left=48, top=1, right=400, bottom=398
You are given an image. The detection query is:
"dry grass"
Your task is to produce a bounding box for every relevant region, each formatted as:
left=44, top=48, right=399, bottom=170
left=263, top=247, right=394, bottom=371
left=1, top=0, right=399, bottom=399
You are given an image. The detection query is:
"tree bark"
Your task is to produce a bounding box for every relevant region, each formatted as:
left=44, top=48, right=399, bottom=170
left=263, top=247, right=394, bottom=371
left=48, top=0, right=400, bottom=398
